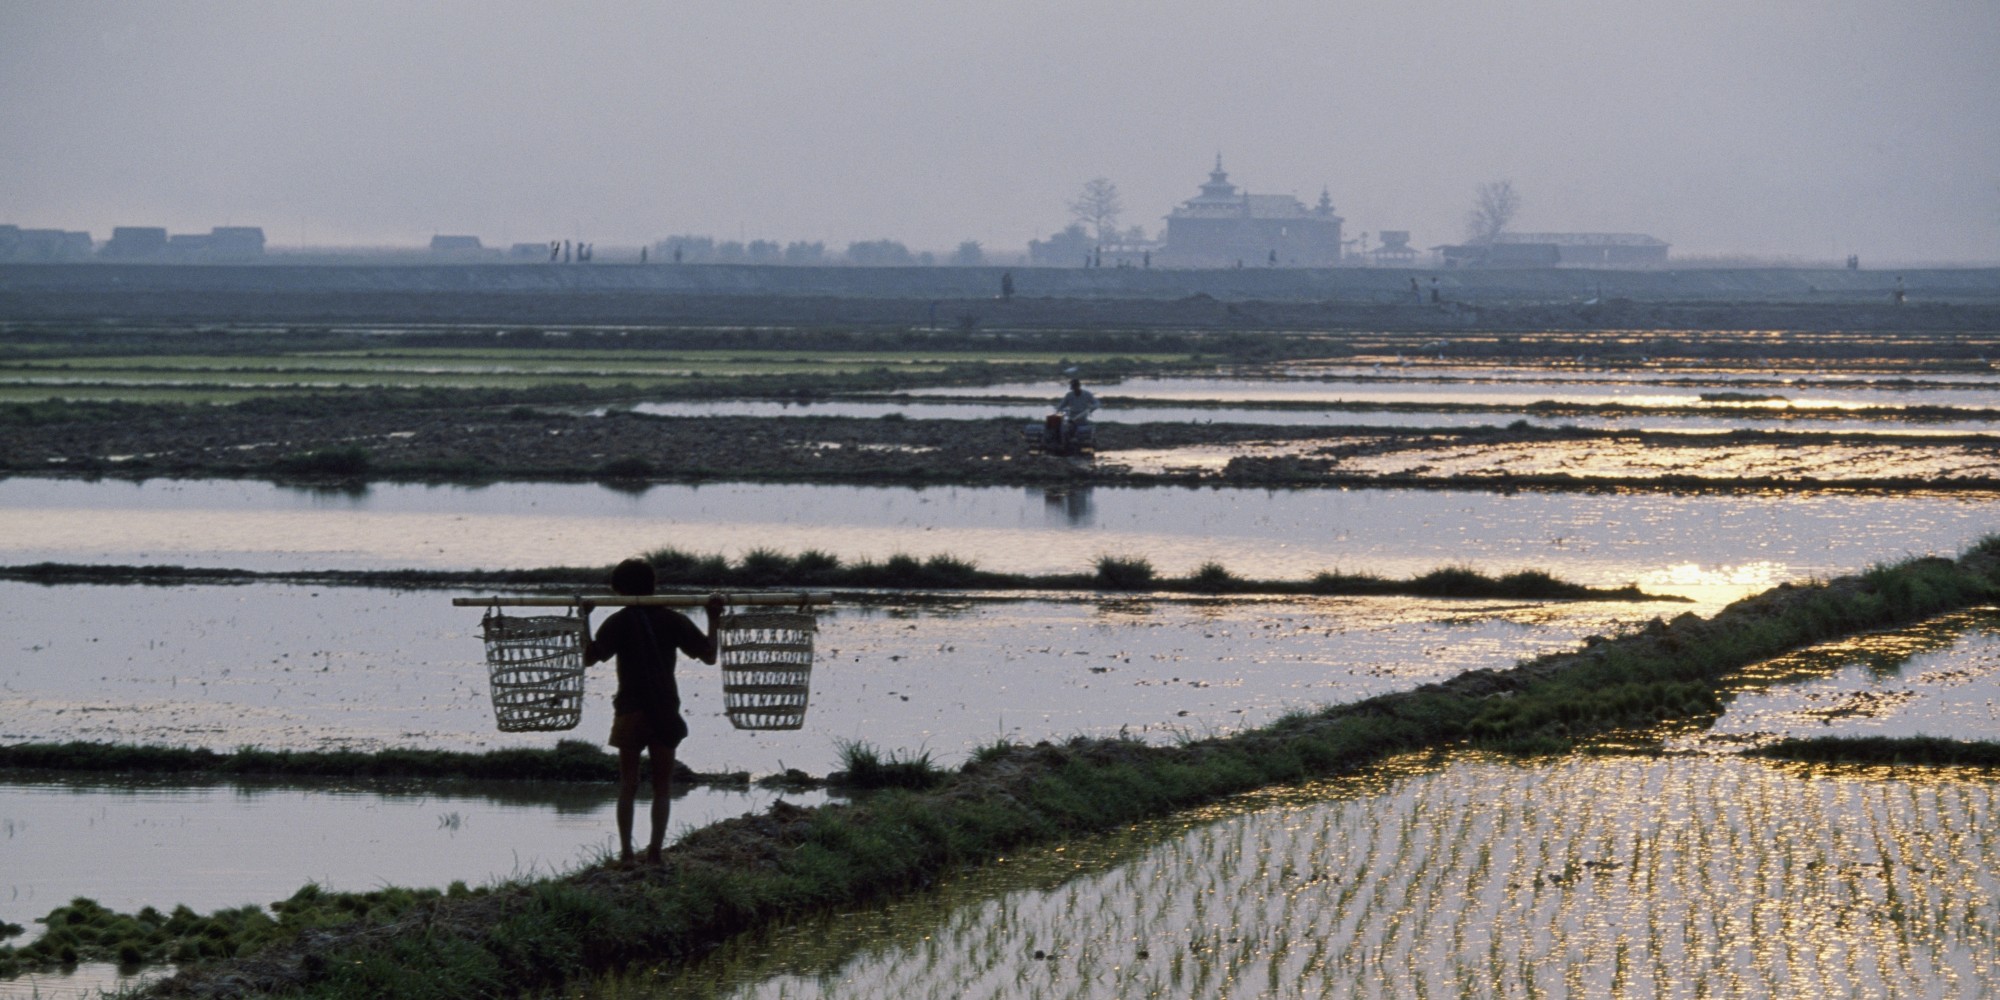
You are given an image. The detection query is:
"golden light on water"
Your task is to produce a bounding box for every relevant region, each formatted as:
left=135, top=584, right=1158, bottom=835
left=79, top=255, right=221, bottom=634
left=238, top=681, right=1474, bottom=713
left=643, top=754, right=2000, bottom=999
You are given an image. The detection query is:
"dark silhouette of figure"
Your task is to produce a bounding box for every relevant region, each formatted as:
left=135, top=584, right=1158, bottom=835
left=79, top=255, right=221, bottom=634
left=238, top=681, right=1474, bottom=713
left=1268, top=249, right=1278, bottom=267
left=1430, top=277, right=1441, bottom=303
left=563, top=240, right=571, bottom=264
left=1143, top=250, right=1151, bottom=269
left=550, top=241, right=561, bottom=263
left=1056, top=378, right=1098, bottom=448
left=640, top=246, right=648, bottom=264
left=1894, top=277, right=1906, bottom=306
left=579, top=559, right=722, bottom=867
left=673, top=246, right=683, bottom=264
left=1410, top=277, right=1421, bottom=302
left=1001, top=271, right=1014, bottom=300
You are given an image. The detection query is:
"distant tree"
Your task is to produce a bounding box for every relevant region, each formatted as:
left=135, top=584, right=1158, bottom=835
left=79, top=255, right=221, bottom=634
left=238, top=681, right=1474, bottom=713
left=1028, top=224, right=1093, bottom=266
left=845, top=239, right=914, bottom=266
left=1465, top=180, right=1520, bottom=244
left=1069, top=178, right=1123, bottom=245
left=713, top=240, right=747, bottom=263
left=783, top=241, right=826, bottom=265
left=1123, top=225, right=1148, bottom=245
left=952, top=241, right=985, bottom=266
left=746, top=239, right=783, bottom=264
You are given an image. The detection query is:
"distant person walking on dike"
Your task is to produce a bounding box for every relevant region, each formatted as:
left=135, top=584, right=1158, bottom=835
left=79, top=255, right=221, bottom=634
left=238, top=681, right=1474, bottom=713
left=579, top=559, right=723, bottom=866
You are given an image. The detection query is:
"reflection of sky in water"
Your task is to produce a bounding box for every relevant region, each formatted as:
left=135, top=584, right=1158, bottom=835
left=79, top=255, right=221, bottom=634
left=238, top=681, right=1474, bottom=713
left=615, top=398, right=2000, bottom=435
left=0, top=583, right=1650, bottom=770
left=1696, top=609, right=2000, bottom=744
left=0, top=777, right=823, bottom=947
left=2, top=478, right=1992, bottom=607
left=650, top=754, right=2000, bottom=1000
left=927, top=374, right=2000, bottom=410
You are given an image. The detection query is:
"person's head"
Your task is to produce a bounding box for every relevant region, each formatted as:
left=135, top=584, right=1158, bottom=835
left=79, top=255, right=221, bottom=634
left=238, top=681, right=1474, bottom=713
left=609, top=558, right=657, bottom=596
left=1069, top=378, right=1081, bottom=391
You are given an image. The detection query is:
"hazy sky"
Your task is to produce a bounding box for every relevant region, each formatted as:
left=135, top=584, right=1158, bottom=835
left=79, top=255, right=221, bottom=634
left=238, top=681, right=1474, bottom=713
left=3, top=1, right=1997, bottom=262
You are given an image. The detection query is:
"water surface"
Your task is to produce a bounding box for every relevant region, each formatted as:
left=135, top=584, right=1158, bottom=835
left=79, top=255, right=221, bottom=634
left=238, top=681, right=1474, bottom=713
left=633, top=752, right=2000, bottom=1000
left=4, top=477, right=1991, bottom=607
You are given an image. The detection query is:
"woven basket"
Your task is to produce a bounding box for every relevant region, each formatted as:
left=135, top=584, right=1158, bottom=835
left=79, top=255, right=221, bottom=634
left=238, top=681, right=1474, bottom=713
left=481, top=612, right=586, bottom=732
left=718, top=608, right=817, bottom=730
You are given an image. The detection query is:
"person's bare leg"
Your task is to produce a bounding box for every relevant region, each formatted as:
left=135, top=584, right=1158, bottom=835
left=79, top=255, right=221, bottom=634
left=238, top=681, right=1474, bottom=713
left=616, top=744, right=643, bottom=865
left=646, top=741, right=676, bottom=864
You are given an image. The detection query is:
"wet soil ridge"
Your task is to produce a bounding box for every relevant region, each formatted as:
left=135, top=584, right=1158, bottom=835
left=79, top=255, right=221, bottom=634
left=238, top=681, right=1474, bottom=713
left=0, top=740, right=791, bottom=791
left=1747, top=735, right=2000, bottom=768
left=12, top=403, right=2000, bottom=492
left=111, top=537, right=2000, bottom=1000
left=0, top=557, right=1677, bottom=602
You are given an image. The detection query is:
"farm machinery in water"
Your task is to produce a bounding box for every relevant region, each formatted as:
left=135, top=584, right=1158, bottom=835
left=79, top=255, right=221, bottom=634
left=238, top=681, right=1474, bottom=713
left=1022, top=412, right=1095, bottom=459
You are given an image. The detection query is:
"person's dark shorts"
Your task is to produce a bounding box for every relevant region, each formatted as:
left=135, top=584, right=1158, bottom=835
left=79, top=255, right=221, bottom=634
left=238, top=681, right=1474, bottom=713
left=608, top=710, right=688, bottom=751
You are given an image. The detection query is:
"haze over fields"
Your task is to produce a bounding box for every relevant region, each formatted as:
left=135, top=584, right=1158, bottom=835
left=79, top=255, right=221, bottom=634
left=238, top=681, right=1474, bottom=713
left=2, top=1, right=1997, bottom=263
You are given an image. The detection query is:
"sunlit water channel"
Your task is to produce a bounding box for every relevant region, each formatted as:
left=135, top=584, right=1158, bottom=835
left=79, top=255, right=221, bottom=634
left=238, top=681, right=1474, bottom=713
left=928, top=373, right=2000, bottom=411
left=618, top=397, right=2000, bottom=436
left=4, top=477, right=1994, bottom=609
left=633, top=751, right=2000, bottom=1000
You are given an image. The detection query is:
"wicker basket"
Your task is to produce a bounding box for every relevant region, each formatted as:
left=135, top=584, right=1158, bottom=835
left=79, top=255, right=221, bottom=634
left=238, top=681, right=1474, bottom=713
left=480, top=611, right=587, bottom=732
left=718, top=608, right=817, bottom=731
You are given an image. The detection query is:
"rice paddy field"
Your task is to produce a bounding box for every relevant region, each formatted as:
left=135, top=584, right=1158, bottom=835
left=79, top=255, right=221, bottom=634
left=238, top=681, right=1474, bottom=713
left=634, top=752, right=1999, bottom=1000
left=1, top=323, right=1997, bottom=999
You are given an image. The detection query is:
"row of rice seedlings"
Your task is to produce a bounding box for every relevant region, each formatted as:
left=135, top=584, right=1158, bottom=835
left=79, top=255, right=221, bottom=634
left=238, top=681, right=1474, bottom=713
left=683, top=756, right=1999, bottom=1000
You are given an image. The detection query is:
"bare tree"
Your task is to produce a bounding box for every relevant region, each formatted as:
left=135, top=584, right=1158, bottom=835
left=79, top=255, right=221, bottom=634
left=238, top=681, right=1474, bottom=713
left=1465, top=179, right=1520, bottom=244
left=1069, top=178, right=1123, bottom=245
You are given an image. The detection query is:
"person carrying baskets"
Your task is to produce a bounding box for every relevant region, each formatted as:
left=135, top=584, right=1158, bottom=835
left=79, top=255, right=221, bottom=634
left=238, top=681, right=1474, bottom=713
left=578, top=558, right=724, bottom=867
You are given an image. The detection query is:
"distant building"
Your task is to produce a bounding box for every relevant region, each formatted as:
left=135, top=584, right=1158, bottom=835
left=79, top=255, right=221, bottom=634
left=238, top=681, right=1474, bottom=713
left=1439, top=233, right=1669, bottom=267
left=430, top=235, right=484, bottom=252
left=98, top=225, right=266, bottom=261
left=1027, top=224, right=1094, bottom=267
left=1366, top=230, right=1420, bottom=266
left=1158, top=157, right=1344, bottom=268
left=101, top=226, right=170, bottom=259
left=0, top=225, right=93, bottom=261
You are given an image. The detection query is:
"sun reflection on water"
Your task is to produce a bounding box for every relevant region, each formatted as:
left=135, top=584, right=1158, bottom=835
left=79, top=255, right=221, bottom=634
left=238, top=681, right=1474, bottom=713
left=625, top=753, right=1999, bottom=1000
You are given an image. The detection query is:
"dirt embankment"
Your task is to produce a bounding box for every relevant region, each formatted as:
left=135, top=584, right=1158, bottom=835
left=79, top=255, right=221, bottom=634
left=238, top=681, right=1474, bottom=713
left=10, top=403, right=2000, bottom=493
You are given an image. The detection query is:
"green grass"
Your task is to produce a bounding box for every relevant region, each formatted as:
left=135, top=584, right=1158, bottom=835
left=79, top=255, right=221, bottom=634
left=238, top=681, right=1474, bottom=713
left=0, top=553, right=1677, bottom=603
left=833, top=740, right=947, bottom=790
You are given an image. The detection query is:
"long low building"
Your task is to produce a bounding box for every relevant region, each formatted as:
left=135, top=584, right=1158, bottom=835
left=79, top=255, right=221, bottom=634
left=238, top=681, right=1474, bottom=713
left=1440, top=232, right=1670, bottom=267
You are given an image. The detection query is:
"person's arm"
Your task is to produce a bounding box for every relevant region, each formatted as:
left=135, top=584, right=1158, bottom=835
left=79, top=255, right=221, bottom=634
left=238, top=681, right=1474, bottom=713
left=686, top=593, right=725, bottom=665
left=578, top=601, right=607, bottom=666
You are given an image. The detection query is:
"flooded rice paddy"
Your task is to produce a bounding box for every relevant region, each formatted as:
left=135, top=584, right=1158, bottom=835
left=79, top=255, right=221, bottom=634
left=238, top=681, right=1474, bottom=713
left=4, top=476, right=1995, bottom=609
left=1694, top=608, right=2000, bottom=746
left=5, top=350, right=1999, bottom=995
left=0, top=776, right=821, bottom=949
left=640, top=752, right=1999, bottom=1000
left=929, top=370, right=2000, bottom=412
left=0, top=582, right=1648, bottom=764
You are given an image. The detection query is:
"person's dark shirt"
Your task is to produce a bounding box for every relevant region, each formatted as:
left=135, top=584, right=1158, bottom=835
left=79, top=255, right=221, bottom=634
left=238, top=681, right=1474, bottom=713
left=591, top=606, right=707, bottom=718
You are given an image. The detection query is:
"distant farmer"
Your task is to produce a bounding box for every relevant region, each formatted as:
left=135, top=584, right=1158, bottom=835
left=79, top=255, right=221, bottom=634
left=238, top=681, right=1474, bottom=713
left=1001, top=270, right=1014, bottom=300
left=579, top=559, right=723, bottom=866
left=1056, top=377, right=1098, bottom=447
